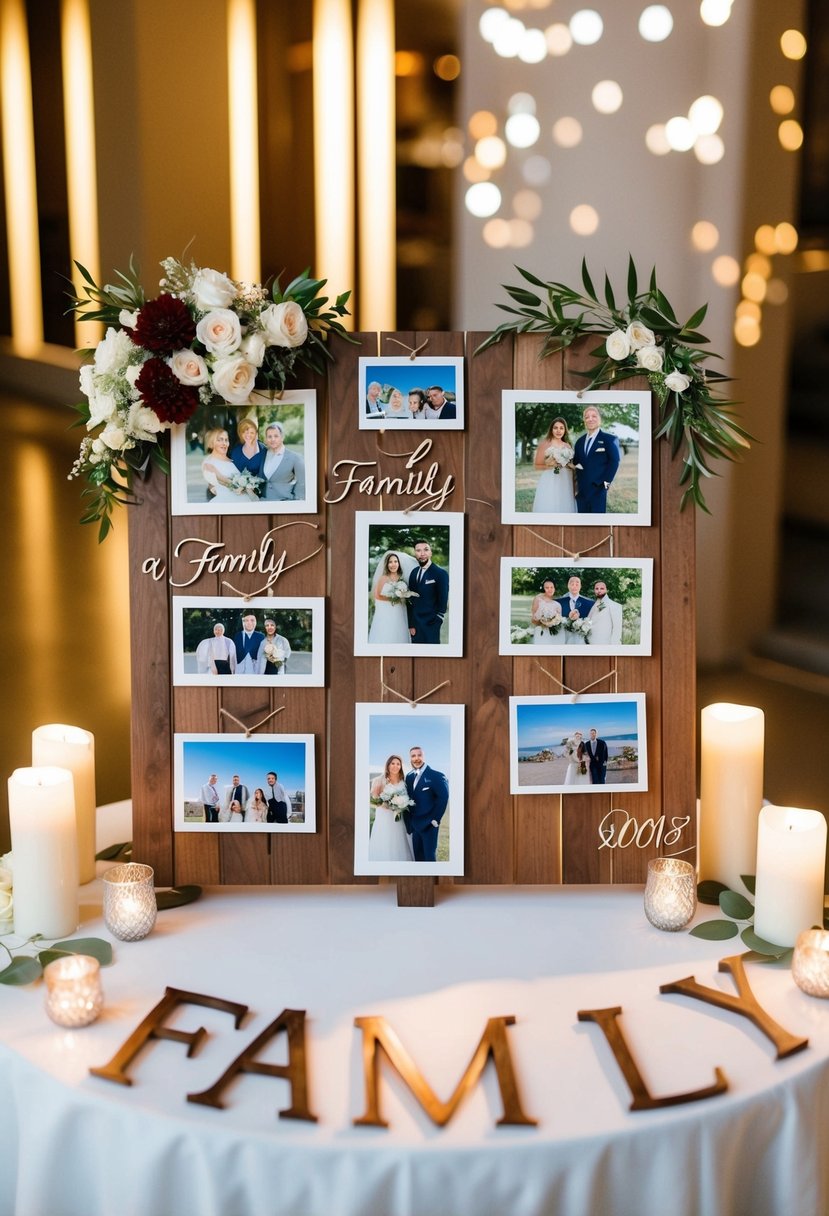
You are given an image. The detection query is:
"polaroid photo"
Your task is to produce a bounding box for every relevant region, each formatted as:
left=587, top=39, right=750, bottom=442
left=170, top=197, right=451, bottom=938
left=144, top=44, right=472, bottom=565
left=501, top=390, right=651, bottom=526
left=499, top=558, right=653, bottom=656
left=354, top=702, right=465, bottom=875
left=170, top=389, right=316, bottom=515
left=359, top=356, right=464, bottom=430
left=509, top=693, right=648, bottom=795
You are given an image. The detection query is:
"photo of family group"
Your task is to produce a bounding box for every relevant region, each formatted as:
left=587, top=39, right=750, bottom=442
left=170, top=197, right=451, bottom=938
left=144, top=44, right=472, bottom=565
left=174, top=734, right=316, bottom=832
left=353, top=511, right=464, bottom=657
left=354, top=703, right=464, bottom=875
left=170, top=390, right=316, bottom=515
left=358, top=356, right=464, bottom=430
left=509, top=694, right=647, bottom=795
left=501, top=390, right=651, bottom=526
left=499, top=559, right=653, bottom=656
left=172, top=597, right=325, bottom=687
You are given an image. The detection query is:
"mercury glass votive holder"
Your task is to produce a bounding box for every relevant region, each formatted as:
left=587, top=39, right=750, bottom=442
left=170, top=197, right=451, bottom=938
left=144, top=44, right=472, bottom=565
left=792, top=928, right=829, bottom=998
left=102, top=863, right=157, bottom=942
left=644, top=857, right=697, bottom=932
left=44, top=954, right=104, bottom=1027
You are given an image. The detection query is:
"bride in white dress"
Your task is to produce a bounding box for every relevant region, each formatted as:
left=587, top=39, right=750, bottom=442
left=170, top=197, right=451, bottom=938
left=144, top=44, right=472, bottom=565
left=368, top=755, right=414, bottom=861
left=563, top=732, right=592, bottom=786
left=202, top=428, right=257, bottom=503
left=533, top=417, right=577, bottom=514
left=530, top=579, right=563, bottom=645
left=368, top=550, right=416, bottom=645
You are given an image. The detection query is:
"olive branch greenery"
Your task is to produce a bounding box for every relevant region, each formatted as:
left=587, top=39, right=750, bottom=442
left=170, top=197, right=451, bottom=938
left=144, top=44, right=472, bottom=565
left=476, top=257, right=751, bottom=513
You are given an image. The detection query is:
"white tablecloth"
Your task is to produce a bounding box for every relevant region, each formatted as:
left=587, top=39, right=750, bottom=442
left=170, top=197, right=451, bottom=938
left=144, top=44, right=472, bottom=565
left=2, top=806, right=828, bottom=1216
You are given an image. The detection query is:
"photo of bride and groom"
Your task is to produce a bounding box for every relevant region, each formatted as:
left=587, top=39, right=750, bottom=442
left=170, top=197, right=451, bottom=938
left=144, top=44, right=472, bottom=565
left=354, top=703, right=465, bottom=876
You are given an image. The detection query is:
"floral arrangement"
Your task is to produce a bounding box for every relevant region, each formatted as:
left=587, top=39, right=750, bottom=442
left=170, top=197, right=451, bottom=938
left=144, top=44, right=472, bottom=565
left=371, top=784, right=415, bottom=823
left=536, top=606, right=563, bottom=632
left=477, top=257, right=749, bottom=511
left=565, top=616, right=592, bottom=639
left=384, top=582, right=419, bottom=606
left=228, top=468, right=263, bottom=497
left=543, top=444, right=575, bottom=472
left=67, top=257, right=353, bottom=539
left=262, top=641, right=287, bottom=668
left=510, top=625, right=535, bottom=644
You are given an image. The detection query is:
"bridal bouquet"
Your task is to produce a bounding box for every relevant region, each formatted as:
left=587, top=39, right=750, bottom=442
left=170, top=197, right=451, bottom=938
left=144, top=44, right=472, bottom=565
left=385, top=582, right=419, bottom=606
left=262, top=641, right=287, bottom=668
left=543, top=444, right=574, bottom=473
left=537, top=607, right=563, bottom=633
left=565, top=617, right=593, bottom=640
left=228, top=468, right=263, bottom=497
left=371, top=785, right=415, bottom=822
left=67, top=257, right=352, bottom=539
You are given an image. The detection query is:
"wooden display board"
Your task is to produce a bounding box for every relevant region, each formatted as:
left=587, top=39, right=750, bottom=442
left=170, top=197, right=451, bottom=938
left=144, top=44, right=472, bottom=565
left=129, top=333, right=695, bottom=905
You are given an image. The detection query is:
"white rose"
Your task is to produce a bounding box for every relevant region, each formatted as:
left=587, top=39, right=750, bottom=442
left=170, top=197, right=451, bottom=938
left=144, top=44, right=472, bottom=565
left=93, top=326, right=135, bottom=373
left=169, top=349, right=209, bottom=385
left=211, top=356, right=258, bottom=404
left=192, top=268, right=237, bottom=311
left=196, top=309, right=242, bottom=355
left=605, top=329, right=630, bottom=361
left=91, top=438, right=107, bottom=455
left=128, top=402, right=167, bottom=440
left=101, top=422, right=129, bottom=450
left=119, top=308, right=138, bottom=329
left=240, top=331, right=266, bottom=367
left=124, top=363, right=143, bottom=390
left=88, top=390, right=118, bottom=429
left=260, top=301, right=308, bottom=349
left=664, top=370, right=691, bottom=393
left=635, top=344, right=664, bottom=372
left=626, top=321, right=655, bottom=350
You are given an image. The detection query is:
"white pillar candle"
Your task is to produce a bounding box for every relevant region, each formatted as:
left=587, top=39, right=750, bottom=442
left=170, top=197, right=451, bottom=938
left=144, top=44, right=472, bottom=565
left=699, top=703, right=764, bottom=890
left=8, top=766, right=79, bottom=938
left=754, top=806, right=827, bottom=947
left=32, top=724, right=96, bottom=884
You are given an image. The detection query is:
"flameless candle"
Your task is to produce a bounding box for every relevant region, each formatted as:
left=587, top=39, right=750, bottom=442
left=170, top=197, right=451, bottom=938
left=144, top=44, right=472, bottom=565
left=102, top=863, right=157, bottom=941
left=7, top=766, right=79, bottom=938
left=644, top=857, right=697, bottom=931
left=754, top=806, right=827, bottom=947
left=699, top=703, right=764, bottom=890
left=44, top=954, right=104, bottom=1027
left=32, top=724, right=96, bottom=884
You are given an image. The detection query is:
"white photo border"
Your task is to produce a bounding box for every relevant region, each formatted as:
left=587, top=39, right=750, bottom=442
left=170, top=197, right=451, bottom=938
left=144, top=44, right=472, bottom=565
left=171, top=596, right=325, bottom=688
left=174, top=732, right=316, bottom=833
left=509, top=693, right=648, bottom=795
left=354, top=510, right=465, bottom=658
left=354, top=702, right=465, bottom=876
left=358, top=356, right=465, bottom=430
left=498, top=558, right=653, bottom=657
left=170, top=388, right=317, bottom=516
left=501, top=389, right=651, bottom=527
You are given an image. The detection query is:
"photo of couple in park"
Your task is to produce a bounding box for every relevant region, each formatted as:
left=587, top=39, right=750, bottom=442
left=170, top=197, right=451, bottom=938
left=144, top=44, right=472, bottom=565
left=170, top=390, right=315, bottom=515
left=509, top=695, right=647, bottom=795
left=354, top=703, right=465, bottom=876
left=499, top=559, right=653, bottom=656
left=501, top=390, right=651, bottom=527
left=354, top=512, right=464, bottom=657
left=359, top=356, right=464, bottom=430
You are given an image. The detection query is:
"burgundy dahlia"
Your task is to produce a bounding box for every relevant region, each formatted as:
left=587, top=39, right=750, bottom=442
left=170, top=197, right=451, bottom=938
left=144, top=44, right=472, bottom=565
left=132, top=294, right=196, bottom=355
left=136, top=358, right=199, bottom=424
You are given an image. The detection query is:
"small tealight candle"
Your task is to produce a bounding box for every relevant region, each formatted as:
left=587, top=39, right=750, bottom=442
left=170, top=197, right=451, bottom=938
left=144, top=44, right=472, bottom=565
left=32, top=724, right=96, bottom=884
left=792, top=929, right=829, bottom=998
left=44, top=954, right=104, bottom=1027
left=754, top=806, right=827, bottom=947
left=644, top=856, right=697, bottom=931
left=102, top=863, right=157, bottom=941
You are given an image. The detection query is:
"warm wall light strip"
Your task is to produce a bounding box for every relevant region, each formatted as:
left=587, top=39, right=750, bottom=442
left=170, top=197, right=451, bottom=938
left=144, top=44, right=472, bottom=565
left=313, top=0, right=355, bottom=329
left=61, top=0, right=100, bottom=350
left=0, top=0, right=43, bottom=353
left=227, top=0, right=260, bottom=281
left=356, top=0, right=395, bottom=330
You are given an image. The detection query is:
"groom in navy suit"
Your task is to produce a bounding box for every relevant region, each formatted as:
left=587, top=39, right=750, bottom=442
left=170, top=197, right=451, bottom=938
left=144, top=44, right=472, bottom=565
left=407, top=540, right=449, bottom=644
left=557, top=575, right=594, bottom=624
left=233, top=612, right=265, bottom=675
left=404, top=746, right=449, bottom=862
left=573, top=405, right=620, bottom=513
left=585, top=729, right=608, bottom=785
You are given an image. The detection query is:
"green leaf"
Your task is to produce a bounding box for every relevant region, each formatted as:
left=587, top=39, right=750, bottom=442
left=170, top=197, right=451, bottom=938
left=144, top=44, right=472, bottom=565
left=603, top=273, right=616, bottom=311
left=740, top=874, right=756, bottom=895
left=49, top=937, right=113, bottom=964
left=96, top=841, right=133, bottom=862
left=740, top=927, right=792, bottom=958
left=627, top=254, right=638, bottom=304
left=155, top=884, right=202, bottom=910
left=689, top=920, right=739, bottom=941
left=683, top=303, right=708, bottom=330
left=581, top=257, right=597, bottom=301
left=0, top=956, right=43, bottom=985
left=719, top=890, right=754, bottom=920
left=697, top=879, right=728, bottom=905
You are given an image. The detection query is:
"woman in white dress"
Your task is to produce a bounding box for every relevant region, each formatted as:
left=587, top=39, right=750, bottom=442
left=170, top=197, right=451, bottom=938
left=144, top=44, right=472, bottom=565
left=530, top=580, right=563, bottom=645
left=563, top=732, right=592, bottom=786
left=195, top=622, right=237, bottom=674
left=246, top=788, right=269, bottom=823
left=368, top=755, right=414, bottom=861
left=227, top=798, right=245, bottom=823
left=533, top=417, right=577, bottom=514
left=202, top=429, right=257, bottom=503
left=384, top=388, right=411, bottom=420
left=368, top=551, right=416, bottom=645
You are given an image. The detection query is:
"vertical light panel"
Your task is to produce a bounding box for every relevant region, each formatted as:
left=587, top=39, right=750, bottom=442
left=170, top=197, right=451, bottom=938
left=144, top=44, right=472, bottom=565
left=61, top=0, right=100, bottom=350
left=0, top=0, right=43, bottom=353
left=356, top=0, right=395, bottom=330
left=227, top=0, right=260, bottom=281
left=313, top=0, right=355, bottom=327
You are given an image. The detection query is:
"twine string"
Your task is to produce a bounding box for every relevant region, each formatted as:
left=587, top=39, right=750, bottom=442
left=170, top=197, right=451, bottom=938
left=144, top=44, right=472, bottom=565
left=534, top=662, right=618, bottom=702
left=220, top=705, right=285, bottom=737
left=386, top=337, right=430, bottom=360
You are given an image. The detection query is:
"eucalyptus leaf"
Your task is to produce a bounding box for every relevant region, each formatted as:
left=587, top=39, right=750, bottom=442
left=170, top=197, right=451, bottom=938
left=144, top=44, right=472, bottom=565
left=96, top=841, right=133, bottom=862
left=740, top=927, right=793, bottom=959
left=740, top=874, right=756, bottom=895
left=697, top=879, right=728, bottom=905
left=155, top=885, right=202, bottom=910
left=0, top=956, right=43, bottom=985
left=719, top=890, right=754, bottom=920
left=689, top=920, right=739, bottom=941
left=49, top=937, right=113, bottom=965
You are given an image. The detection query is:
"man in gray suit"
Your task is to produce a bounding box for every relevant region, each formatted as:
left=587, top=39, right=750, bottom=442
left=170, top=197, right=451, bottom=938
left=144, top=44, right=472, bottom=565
left=262, top=422, right=305, bottom=502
